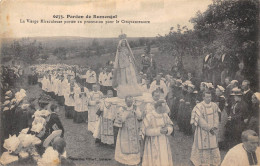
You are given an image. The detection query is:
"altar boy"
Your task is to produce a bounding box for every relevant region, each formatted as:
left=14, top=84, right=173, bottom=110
left=88, top=84, right=103, bottom=133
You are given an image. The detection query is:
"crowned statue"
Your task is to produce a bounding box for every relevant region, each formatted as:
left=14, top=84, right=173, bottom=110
left=112, top=33, right=143, bottom=98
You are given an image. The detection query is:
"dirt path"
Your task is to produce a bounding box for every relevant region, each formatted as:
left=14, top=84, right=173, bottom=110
left=26, top=84, right=227, bottom=166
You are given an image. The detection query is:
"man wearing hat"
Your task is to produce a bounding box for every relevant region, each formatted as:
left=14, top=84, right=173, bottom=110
left=242, top=80, right=254, bottom=122
left=225, top=88, right=248, bottom=149
left=141, top=55, right=150, bottom=74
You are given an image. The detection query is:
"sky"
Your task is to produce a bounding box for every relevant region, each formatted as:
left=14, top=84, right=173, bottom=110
left=0, top=0, right=212, bottom=38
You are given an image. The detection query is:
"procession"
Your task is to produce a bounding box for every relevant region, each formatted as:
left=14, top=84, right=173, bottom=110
left=0, top=30, right=259, bottom=166
left=0, top=0, right=259, bottom=165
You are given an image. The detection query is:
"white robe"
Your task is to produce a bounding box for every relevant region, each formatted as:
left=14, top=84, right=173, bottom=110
left=87, top=71, right=97, bottom=84
left=41, top=77, right=48, bottom=91
left=141, top=108, right=174, bottom=166
left=221, top=143, right=260, bottom=166
left=88, top=91, right=103, bottom=133
left=74, top=94, right=89, bottom=112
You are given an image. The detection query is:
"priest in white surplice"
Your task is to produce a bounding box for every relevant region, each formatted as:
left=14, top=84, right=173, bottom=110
left=114, top=95, right=142, bottom=165
left=221, top=130, right=260, bottom=166
left=190, top=91, right=221, bottom=166
left=93, top=90, right=115, bottom=145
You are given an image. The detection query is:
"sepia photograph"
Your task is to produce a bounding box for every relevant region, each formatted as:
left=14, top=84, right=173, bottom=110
left=0, top=0, right=259, bottom=165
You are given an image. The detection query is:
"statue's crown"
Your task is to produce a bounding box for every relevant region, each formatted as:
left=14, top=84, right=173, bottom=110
left=119, top=33, right=127, bottom=39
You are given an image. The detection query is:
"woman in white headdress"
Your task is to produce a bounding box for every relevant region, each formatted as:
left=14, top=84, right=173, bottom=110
left=112, top=34, right=142, bottom=98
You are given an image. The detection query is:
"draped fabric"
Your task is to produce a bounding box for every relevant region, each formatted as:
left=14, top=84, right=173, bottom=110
left=112, top=39, right=142, bottom=98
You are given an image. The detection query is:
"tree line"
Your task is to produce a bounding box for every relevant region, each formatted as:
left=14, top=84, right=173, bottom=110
left=156, top=0, right=259, bottom=88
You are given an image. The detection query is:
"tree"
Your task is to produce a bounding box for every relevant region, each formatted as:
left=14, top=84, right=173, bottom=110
left=41, top=54, right=49, bottom=61
left=11, top=40, right=21, bottom=57
left=53, top=47, right=67, bottom=60
left=190, top=0, right=259, bottom=89
left=156, top=0, right=258, bottom=89
left=9, top=38, right=43, bottom=64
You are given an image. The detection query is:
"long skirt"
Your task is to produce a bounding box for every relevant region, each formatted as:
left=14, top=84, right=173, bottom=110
left=93, top=117, right=101, bottom=139
left=73, top=111, right=88, bottom=123
left=218, top=109, right=228, bottom=142
left=88, top=106, right=98, bottom=133
left=65, top=106, right=74, bottom=119
left=177, top=102, right=185, bottom=131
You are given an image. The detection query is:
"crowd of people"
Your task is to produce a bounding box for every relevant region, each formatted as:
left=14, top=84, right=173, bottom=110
left=0, top=53, right=259, bottom=166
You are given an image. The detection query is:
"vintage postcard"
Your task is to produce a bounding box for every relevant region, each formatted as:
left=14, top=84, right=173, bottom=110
left=0, top=0, right=259, bottom=165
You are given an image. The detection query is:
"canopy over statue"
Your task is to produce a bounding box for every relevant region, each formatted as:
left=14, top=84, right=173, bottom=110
left=112, top=33, right=143, bottom=98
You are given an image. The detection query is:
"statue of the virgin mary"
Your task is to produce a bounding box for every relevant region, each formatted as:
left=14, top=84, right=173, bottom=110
left=112, top=33, right=143, bottom=98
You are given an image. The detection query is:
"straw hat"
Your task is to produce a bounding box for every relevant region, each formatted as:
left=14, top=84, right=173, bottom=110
left=205, top=82, right=214, bottom=89
left=187, top=83, right=195, bottom=89
left=254, top=92, right=260, bottom=101
left=230, top=87, right=242, bottom=96
left=217, top=85, right=225, bottom=92
left=3, top=107, right=9, bottom=111
left=3, top=100, right=10, bottom=106
left=231, top=80, right=238, bottom=85
left=5, top=91, right=12, bottom=96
